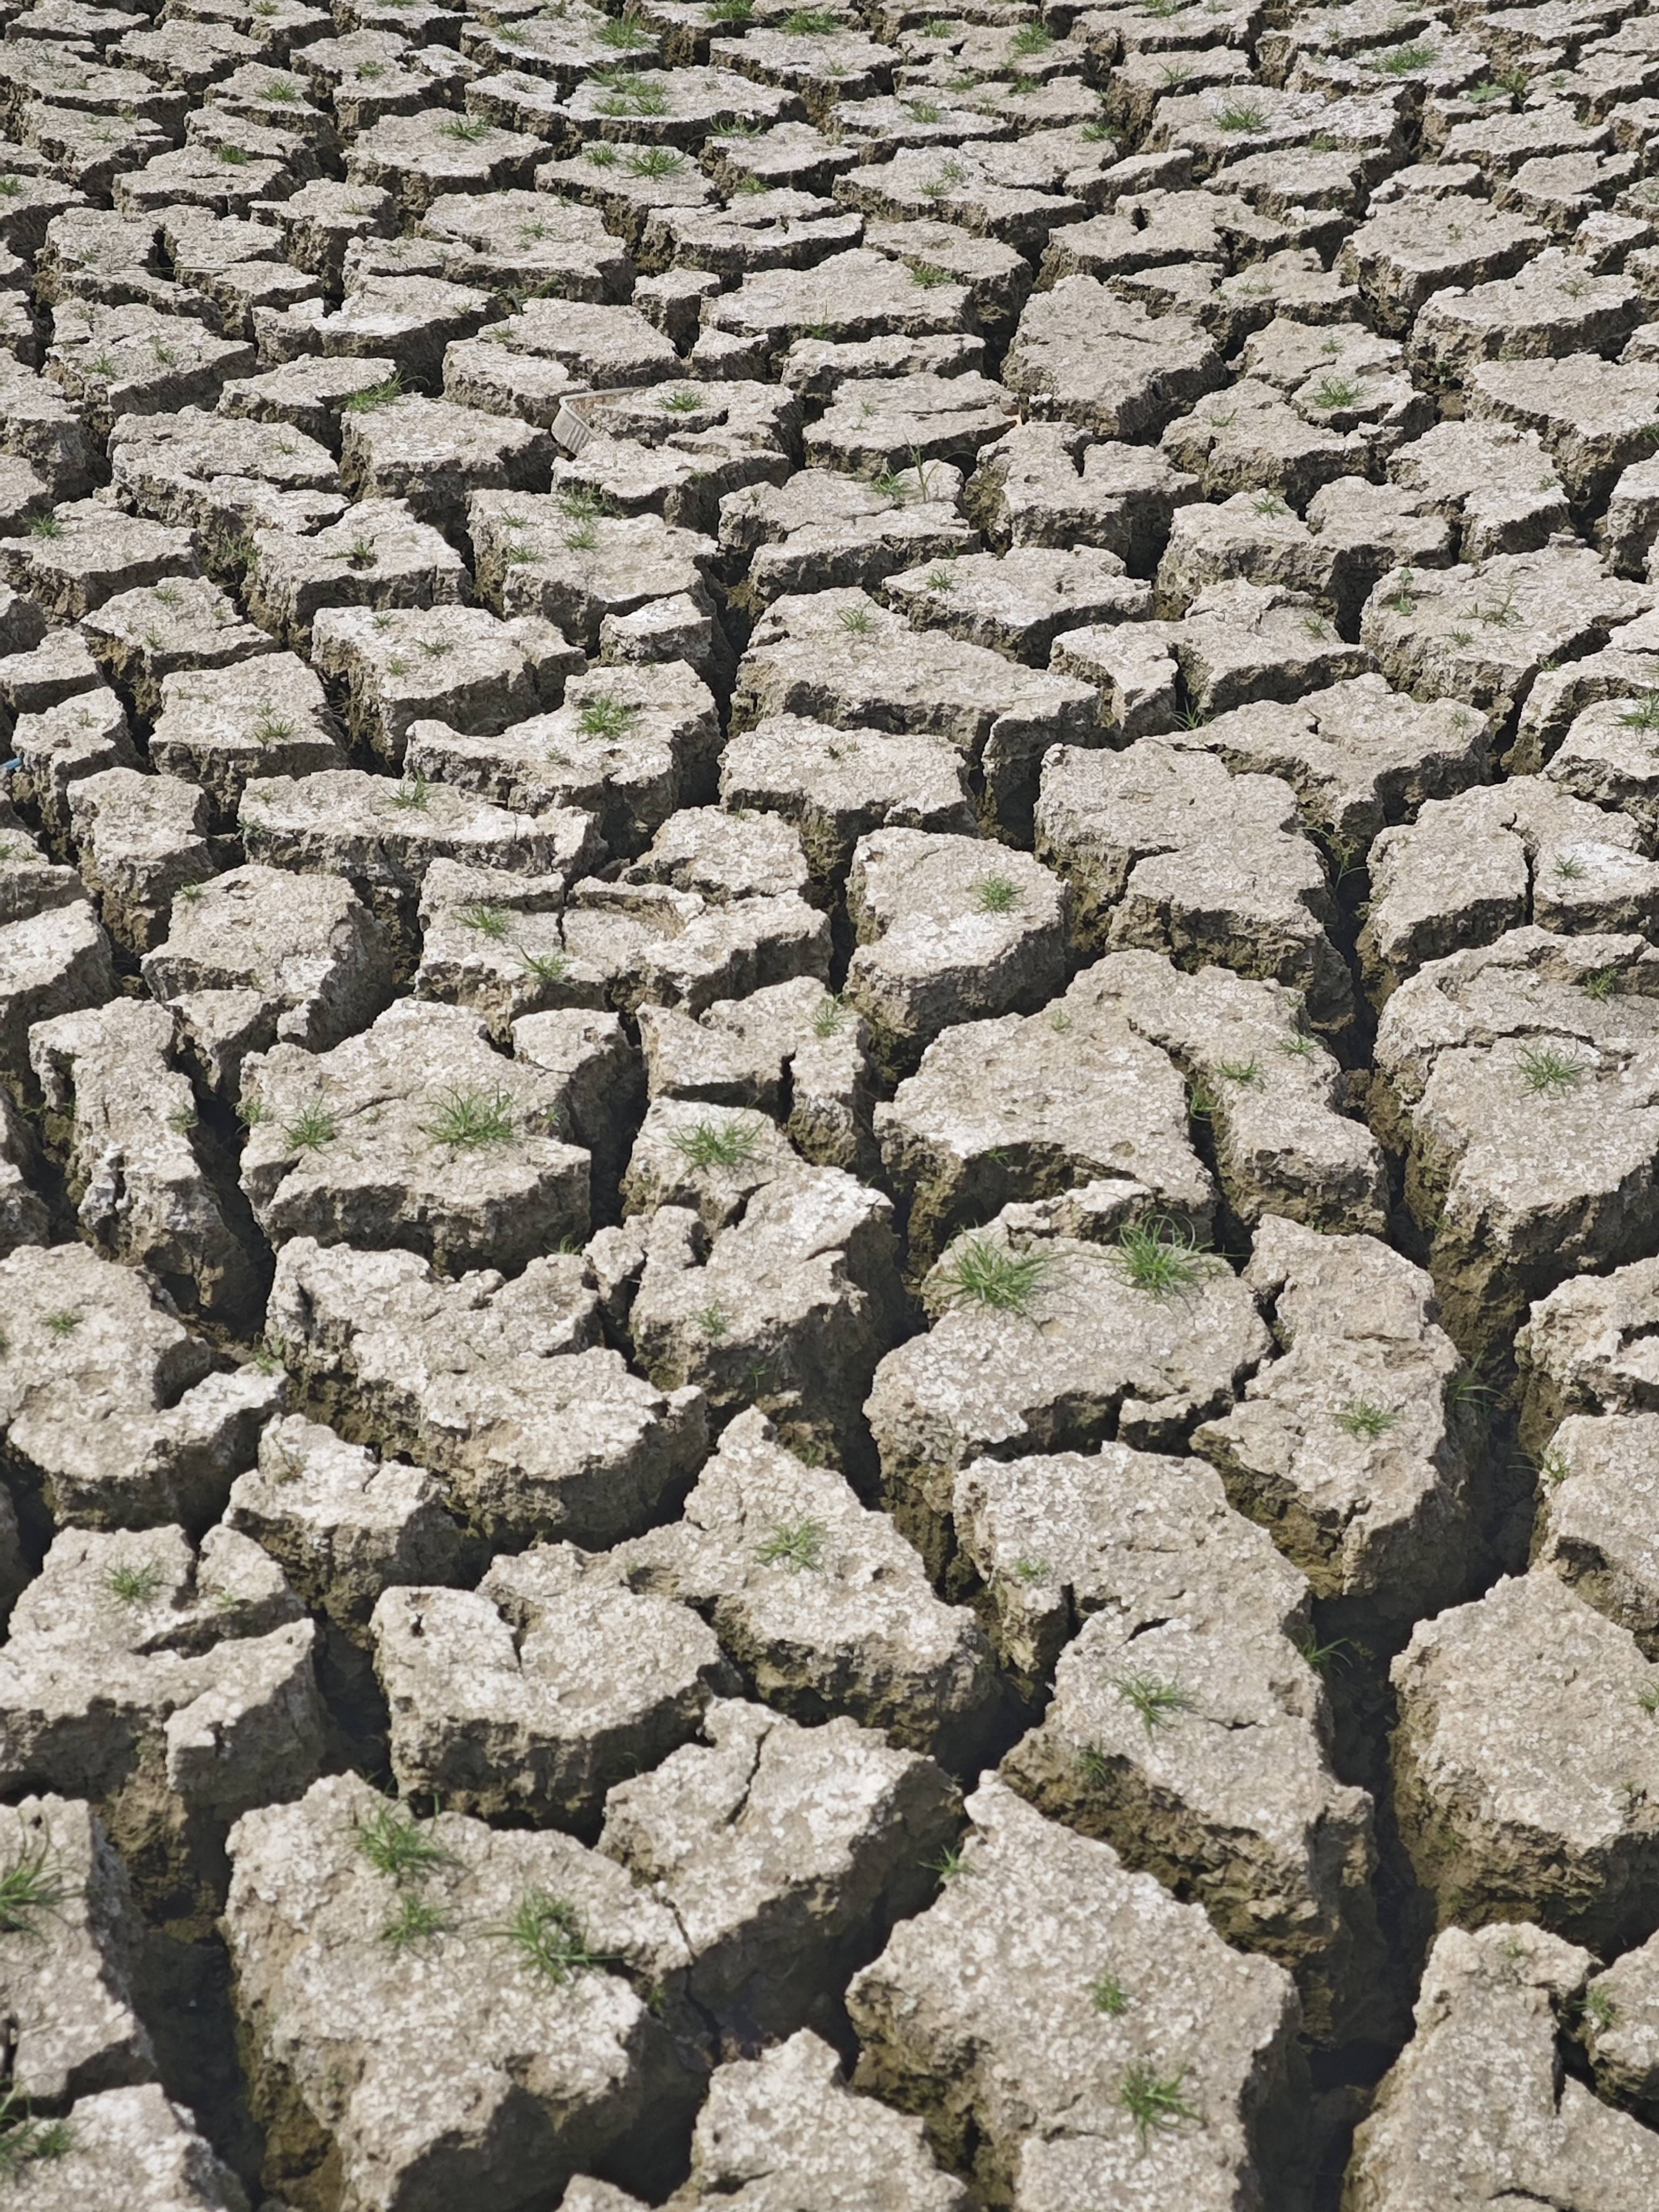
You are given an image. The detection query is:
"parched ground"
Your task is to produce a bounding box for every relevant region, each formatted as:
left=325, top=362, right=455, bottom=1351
left=5, top=1, right=1659, bottom=2207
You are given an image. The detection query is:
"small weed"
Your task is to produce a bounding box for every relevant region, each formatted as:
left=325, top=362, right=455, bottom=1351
left=812, top=996, right=849, bottom=1037
left=695, top=1303, right=730, bottom=1339
left=976, top=874, right=1021, bottom=914
left=1536, top=1444, right=1572, bottom=1489
left=342, top=370, right=406, bottom=417
left=1090, top=1969, right=1130, bottom=2016
left=167, top=1107, right=199, bottom=1135
left=0, top=1845, right=71, bottom=1937
left=1292, top=1626, right=1350, bottom=1674
left=1552, top=853, right=1587, bottom=881
left=250, top=707, right=296, bottom=744
left=838, top=605, right=873, bottom=635
left=1385, top=567, right=1417, bottom=614
left=1583, top=966, right=1624, bottom=1001
left=1640, top=1680, right=1659, bottom=1718
left=782, top=5, right=839, bottom=28
left=495, top=1890, right=606, bottom=1984
left=1013, top=1555, right=1049, bottom=1584
left=1009, top=21, right=1052, bottom=53
left=26, top=515, right=63, bottom=539
left=671, top=1116, right=761, bottom=1171
left=389, top=773, right=430, bottom=810
left=927, top=1844, right=975, bottom=1882
left=427, top=1087, right=517, bottom=1149
left=625, top=146, right=685, bottom=177
left=1213, top=98, right=1267, bottom=130
left=0, top=2092, right=72, bottom=2177
left=585, top=140, right=619, bottom=166
left=597, top=13, right=653, bottom=41
left=1474, top=583, right=1521, bottom=629
left=357, top=1803, right=454, bottom=1884
left=1252, top=491, right=1289, bottom=516
left=43, top=1309, right=82, bottom=1338
left=754, top=1516, right=827, bottom=1571
left=518, top=948, right=569, bottom=983
left=1112, top=1671, right=1197, bottom=1734
left=1373, top=40, right=1437, bottom=71
left=1311, top=375, right=1360, bottom=410
left=576, top=693, right=639, bottom=739
left=1336, top=1398, right=1398, bottom=1440
left=1121, top=2062, right=1201, bottom=2147
left=563, top=518, right=601, bottom=551
left=1617, top=692, right=1659, bottom=730
left=459, top=903, right=511, bottom=939
left=439, top=116, right=491, bottom=142
left=1213, top=1057, right=1262, bottom=1087
left=1582, top=1985, right=1618, bottom=2032
left=345, top=535, right=378, bottom=568
left=926, top=566, right=955, bottom=592
left=659, top=386, right=702, bottom=414
left=936, top=1238, right=1053, bottom=1319
left=381, top=1892, right=449, bottom=1950
left=1112, top=1217, right=1207, bottom=1300
left=706, top=0, right=754, bottom=18
left=1517, top=1043, right=1585, bottom=1096
left=283, top=1103, right=338, bottom=1151
left=1445, top=1364, right=1493, bottom=1413
left=105, top=1560, right=166, bottom=1606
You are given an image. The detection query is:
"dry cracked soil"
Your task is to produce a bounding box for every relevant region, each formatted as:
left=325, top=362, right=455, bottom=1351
left=5, top=0, right=1659, bottom=2206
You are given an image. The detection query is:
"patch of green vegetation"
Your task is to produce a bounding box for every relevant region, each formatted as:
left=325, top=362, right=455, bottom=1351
left=342, top=374, right=407, bottom=416
left=0, top=2091, right=72, bottom=2178
left=1111, top=1217, right=1208, bottom=1300
left=0, top=1844, right=71, bottom=1938
left=380, top=1892, right=450, bottom=1949
left=1335, top=1398, right=1398, bottom=1440
left=426, top=1087, right=517, bottom=1149
left=459, top=903, right=512, bottom=939
left=754, top=1515, right=828, bottom=1570
left=355, top=1802, right=454, bottom=1885
left=284, top=1103, right=338, bottom=1151
left=1120, top=2061, right=1201, bottom=2147
left=1110, top=1671, right=1197, bottom=1735
left=1090, top=1968, right=1130, bottom=2015
left=670, top=1116, right=761, bottom=1170
left=105, top=1560, right=166, bottom=1606
left=493, top=1890, right=606, bottom=1985
left=935, top=1238, right=1053, bottom=1319
left=1516, top=1043, right=1585, bottom=1096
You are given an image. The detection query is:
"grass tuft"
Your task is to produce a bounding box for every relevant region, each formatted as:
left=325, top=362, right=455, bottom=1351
left=0, top=1844, right=71, bottom=1937
left=343, top=370, right=406, bottom=412
left=459, top=903, right=511, bottom=939
left=670, top=1116, right=760, bottom=1170
left=576, top=694, right=639, bottom=739
left=380, top=1892, right=450, bottom=1950
left=1111, top=1671, right=1197, bottom=1735
left=754, top=1516, right=827, bottom=1571
left=1335, top=1398, right=1398, bottom=1440
left=493, top=1890, right=605, bottom=1985
left=1120, top=2061, right=1201, bottom=2147
left=1112, top=1218, right=1208, bottom=1300
left=1090, top=1968, right=1130, bottom=2015
left=1517, top=1043, right=1585, bottom=1096
left=0, top=2090, right=72, bottom=2177
left=355, top=1802, right=454, bottom=1885
left=936, top=1238, right=1053, bottom=1319
left=426, top=1087, right=517, bottom=1149
left=975, top=874, right=1021, bottom=914
left=284, top=1103, right=338, bottom=1151
left=105, top=1560, right=166, bottom=1606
